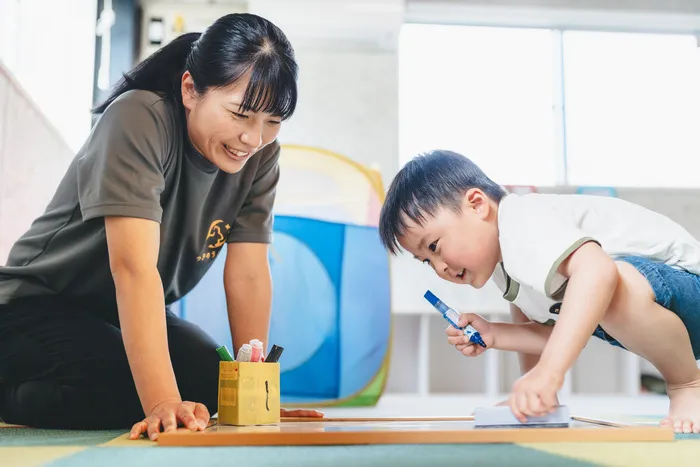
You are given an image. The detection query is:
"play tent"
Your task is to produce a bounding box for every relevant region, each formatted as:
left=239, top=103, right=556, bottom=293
left=177, top=145, right=391, bottom=406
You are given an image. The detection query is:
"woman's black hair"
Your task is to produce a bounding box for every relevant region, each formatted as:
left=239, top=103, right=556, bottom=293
left=93, top=13, right=298, bottom=119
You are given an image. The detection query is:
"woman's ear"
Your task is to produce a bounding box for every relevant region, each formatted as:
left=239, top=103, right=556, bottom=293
left=181, top=71, right=197, bottom=110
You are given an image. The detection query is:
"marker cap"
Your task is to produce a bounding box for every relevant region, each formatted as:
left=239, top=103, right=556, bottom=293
left=424, top=290, right=439, bottom=306
left=237, top=343, right=253, bottom=362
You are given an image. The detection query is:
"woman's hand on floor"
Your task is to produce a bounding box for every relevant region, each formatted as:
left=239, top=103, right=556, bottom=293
left=130, top=399, right=210, bottom=441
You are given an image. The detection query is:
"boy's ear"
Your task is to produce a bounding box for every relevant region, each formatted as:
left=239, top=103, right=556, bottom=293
left=464, top=188, right=490, bottom=219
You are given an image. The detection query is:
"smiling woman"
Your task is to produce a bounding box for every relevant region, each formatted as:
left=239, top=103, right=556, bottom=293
left=0, top=13, right=322, bottom=439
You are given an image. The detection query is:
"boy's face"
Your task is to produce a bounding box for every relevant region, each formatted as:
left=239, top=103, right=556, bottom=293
left=397, top=189, right=501, bottom=288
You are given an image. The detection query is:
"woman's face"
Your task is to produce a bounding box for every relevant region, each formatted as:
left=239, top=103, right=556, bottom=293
left=181, top=71, right=282, bottom=173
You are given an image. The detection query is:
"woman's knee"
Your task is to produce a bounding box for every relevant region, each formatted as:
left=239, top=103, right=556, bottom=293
left=1, top=380, right=141, bottom=429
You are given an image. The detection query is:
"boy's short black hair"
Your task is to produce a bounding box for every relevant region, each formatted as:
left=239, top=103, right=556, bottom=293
left=379, top=150, right=507, bottom=254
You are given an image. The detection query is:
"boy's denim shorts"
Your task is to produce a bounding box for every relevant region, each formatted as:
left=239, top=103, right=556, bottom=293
left=592, top=255, right=700, bottom=360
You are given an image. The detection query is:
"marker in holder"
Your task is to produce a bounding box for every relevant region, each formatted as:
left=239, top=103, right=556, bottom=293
left=236, top=343, right=252, bottom=362
left=250, top=339, right=263, bottom=362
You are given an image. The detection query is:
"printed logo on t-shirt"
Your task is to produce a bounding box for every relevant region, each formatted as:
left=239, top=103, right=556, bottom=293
left=196, top=220, right=230, bottom=262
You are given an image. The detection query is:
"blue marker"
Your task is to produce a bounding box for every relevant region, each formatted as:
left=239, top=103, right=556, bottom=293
left=424, top=290, right=487, bottom=348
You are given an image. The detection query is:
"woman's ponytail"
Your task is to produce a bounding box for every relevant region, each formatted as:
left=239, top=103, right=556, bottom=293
left=92, top=32, right=201, bottom=114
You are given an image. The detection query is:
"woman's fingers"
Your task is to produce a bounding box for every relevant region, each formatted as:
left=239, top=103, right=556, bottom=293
left=161, top=410, right=178, bottom=433
left=176, top=404, right=199, bottom=431
left=193, top=402, right=210, bottom=429
left=147, top=416, right=162, bottom=441
left=129, top=420, right=148, bottom=440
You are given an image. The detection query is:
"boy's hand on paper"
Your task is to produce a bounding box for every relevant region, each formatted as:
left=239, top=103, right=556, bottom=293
left=445, top=313, right=493, bottom=357
left=280, top=408, right=324, bottom=418
left=129, top=399, right=210, bottom=441
left=508, top=364, right=563, bottom=423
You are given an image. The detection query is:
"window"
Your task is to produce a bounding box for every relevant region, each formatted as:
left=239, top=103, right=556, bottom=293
left=563, top=31, right=700, bottom=187
left=400, top=24, right=700, bottom=188
left=399, top=24, right=558, bottom=186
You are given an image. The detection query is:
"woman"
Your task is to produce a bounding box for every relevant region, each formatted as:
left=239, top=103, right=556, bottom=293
left=0, top=13, right=321, bottom=440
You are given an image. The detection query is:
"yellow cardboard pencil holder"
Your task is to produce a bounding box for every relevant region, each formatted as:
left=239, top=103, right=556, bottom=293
left=217, top=361, right=281, bottom=426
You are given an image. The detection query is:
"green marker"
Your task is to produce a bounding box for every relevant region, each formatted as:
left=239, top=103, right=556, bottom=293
left=216, top=345, right=234, bottom=361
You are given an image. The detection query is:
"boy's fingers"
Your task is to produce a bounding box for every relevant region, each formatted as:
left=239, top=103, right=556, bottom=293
left=461, top=345, right=476, bottom=357
left=445, top=326, right=461, bottom=336
left=458, top=313, right=477, bottom=327
left=526, top=393, right=544, bottom=416
left=541, top=391, right=559, bottom=411
left=447, top=335, right=465, bottom=345
left=512, top=394, right=528, bottom=423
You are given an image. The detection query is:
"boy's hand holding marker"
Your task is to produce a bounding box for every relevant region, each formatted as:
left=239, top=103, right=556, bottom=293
left=444, top=313, right=494, bottom=357
left=424, top=291, right=489, bottom=351
left=429, top=290, right=562, bottom=423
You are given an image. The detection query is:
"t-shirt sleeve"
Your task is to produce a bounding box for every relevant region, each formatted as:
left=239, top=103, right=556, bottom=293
left=498, top=194, right=599, bottom=298
left=77, top=94, right=168, bottom=223
left=226, top=142, right=281, bottom=244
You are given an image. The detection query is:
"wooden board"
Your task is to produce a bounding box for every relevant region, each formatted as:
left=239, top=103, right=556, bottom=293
left=280, top=416, right=476, bottom=423
left=157, top=417, right=674, bottom=446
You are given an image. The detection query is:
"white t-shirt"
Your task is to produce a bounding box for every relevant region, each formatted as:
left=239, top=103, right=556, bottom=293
left=491, top=193, right=700, bottom=324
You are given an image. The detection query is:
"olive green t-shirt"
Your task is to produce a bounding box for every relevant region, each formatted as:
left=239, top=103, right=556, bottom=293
left=0, top=90, right=279, bottom=315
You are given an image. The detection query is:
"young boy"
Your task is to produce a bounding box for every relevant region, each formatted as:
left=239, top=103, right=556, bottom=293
left=379, top=149, right=700, bottom=434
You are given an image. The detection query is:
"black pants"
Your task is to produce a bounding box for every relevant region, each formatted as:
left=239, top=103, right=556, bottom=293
left=0, top=296, right=220, bottom=429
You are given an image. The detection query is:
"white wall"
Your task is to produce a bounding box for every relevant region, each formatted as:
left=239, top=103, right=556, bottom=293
left=0, top=63, right=75, bottom=264
left=0, top=0, right=97, bottom=153
left=0, top=0, right=97, bottom=263
left=246, top=0, right=402, bottom=186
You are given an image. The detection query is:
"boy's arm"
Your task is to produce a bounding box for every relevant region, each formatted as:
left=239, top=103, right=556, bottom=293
left=506, top=304, right=544, bottom=373
left=491, top=319, right=553, bottom=355
left=537, top=242, right=619, bottom=376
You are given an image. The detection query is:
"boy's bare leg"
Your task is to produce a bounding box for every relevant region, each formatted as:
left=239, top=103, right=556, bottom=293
left=599, top=261, right=700, bottom=433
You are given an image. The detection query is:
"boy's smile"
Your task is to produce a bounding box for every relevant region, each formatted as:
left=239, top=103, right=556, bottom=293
left=396, top=188, right=503, bottom=289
